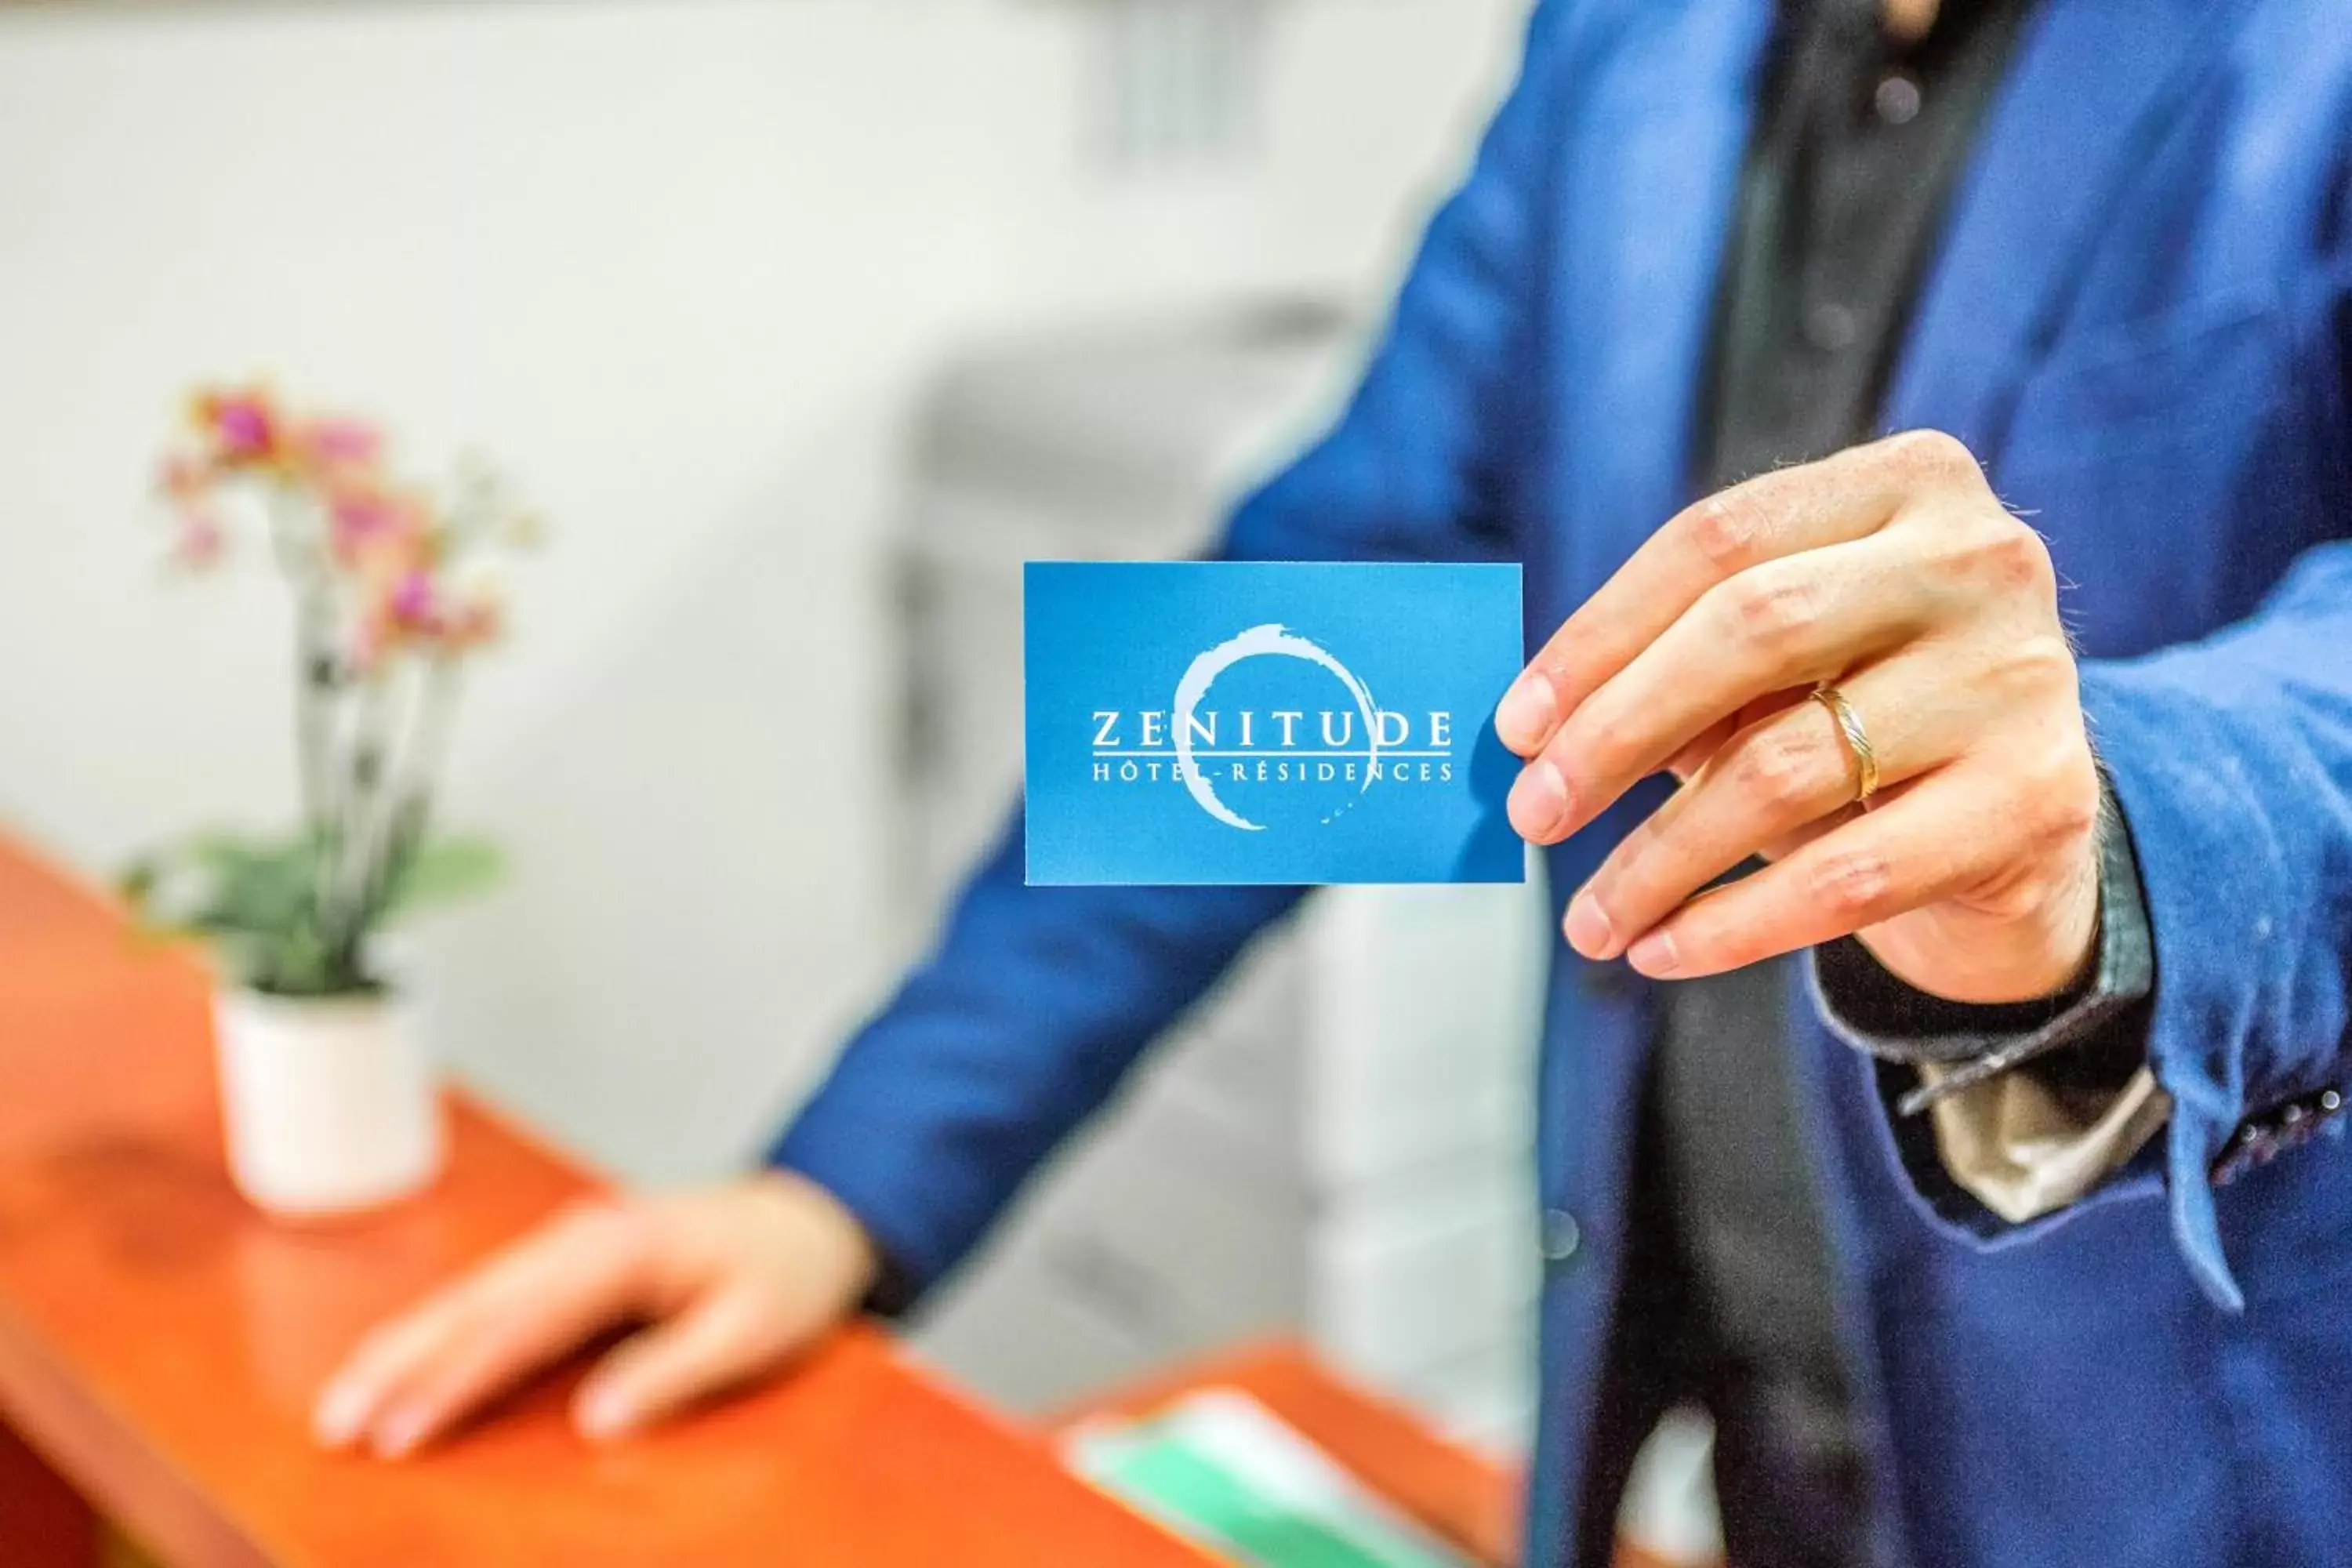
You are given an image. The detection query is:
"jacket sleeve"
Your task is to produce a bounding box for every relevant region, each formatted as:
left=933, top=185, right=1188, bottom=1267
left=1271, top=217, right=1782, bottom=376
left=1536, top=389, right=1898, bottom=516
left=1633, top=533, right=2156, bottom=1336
left=768, top=3, right=1575, bottom=1303
left=2074, top=540, right=2352, bottom=1311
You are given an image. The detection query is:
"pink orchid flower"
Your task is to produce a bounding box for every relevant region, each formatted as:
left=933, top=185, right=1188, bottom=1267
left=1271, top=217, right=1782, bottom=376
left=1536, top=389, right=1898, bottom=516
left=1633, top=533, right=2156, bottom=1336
left=445, top=590, right=505, bottom=650
left=299, top=417, right=383, bottom=470
left=212, top=397, right=278, bottom=460
left=156, top=381, right=535, bottom=669
left=388, top=568, right=439, bottom=630
left=172, top=510, right=228, bottom=569
left=328, top=489, right=403, bottom=560
left=158, top=452, right=214, bottom=503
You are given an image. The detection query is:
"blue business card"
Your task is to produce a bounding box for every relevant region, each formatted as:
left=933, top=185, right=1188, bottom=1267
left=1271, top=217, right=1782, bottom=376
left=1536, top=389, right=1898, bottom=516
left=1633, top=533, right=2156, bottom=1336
left=1024, top=561, right=1526, bottom=886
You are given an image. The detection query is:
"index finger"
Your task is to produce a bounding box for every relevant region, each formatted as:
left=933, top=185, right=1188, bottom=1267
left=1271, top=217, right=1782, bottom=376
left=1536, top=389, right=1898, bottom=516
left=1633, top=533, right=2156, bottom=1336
left=312, top=1203, right=656, bottom=1454
left=1494, top=434, right=1954, bottom=757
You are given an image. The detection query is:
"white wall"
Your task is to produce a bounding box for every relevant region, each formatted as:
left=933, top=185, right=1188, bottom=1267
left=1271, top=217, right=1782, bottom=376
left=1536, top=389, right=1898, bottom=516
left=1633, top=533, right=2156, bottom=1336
left=0, top=0, right=1530, bottom=1181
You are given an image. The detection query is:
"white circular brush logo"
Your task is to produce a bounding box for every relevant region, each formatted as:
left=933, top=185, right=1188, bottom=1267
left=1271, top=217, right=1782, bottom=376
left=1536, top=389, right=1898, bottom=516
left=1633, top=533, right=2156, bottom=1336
left=1173, top=624, right=1380, bottom=830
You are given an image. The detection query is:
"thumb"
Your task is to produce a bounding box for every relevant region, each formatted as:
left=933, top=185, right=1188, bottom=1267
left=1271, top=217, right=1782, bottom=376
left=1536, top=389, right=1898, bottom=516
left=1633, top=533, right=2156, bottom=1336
left=572, top=1285, right=810, bottom=1440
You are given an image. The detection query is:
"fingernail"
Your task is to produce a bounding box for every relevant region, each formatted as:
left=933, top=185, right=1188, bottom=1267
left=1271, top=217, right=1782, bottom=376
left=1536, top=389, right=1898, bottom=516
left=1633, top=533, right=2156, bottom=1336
left=1495, top=673, right=1558, bottom=754
left=1563, top=891, right=1616, bottom=958
left=1627, top=929, right=1680, bottom=977
left=577, top=1387, right=633, bottom=1440
left=1507, top=760, right=1570, bottom=840
left=313, top=1379, right=372, bottom=1449
left=372, top=1406, right=428, bottom=1460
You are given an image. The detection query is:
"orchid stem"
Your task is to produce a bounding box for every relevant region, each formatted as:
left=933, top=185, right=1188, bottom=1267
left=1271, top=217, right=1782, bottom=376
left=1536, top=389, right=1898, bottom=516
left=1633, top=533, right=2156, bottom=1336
left=268, top=488, right=342, bottom=957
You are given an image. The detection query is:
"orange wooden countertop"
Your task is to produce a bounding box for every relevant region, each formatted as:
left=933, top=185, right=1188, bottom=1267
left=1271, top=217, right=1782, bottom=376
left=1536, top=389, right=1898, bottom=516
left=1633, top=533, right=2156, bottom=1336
left=0, top=835, right=1211, bottom=1568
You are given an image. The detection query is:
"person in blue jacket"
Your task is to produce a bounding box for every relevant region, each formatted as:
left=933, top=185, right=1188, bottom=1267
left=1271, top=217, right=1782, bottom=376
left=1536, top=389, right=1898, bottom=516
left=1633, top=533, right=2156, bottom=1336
left=313, top=2, right=2352, bottom=1563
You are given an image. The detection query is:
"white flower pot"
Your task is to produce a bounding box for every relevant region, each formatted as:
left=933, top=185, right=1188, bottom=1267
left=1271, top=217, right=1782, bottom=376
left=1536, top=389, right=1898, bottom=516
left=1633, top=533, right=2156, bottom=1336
left=212, top=985, right=445, bottom=1218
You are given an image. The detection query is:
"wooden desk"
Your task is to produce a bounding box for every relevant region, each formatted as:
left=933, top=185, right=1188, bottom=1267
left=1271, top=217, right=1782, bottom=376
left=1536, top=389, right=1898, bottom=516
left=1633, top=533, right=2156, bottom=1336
left=0, top=837, right=1210, bottom=1568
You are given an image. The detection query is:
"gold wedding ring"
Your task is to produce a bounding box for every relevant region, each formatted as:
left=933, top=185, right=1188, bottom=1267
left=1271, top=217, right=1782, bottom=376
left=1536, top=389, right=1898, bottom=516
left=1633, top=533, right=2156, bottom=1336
left=1811, top=682, right=1880, bottom=807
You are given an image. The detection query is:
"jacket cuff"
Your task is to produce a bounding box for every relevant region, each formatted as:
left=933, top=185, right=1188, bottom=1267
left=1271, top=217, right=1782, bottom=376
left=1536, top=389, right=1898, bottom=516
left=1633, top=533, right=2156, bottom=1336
left=1811, top=771, right=2154, bottom=1106
left=769, top=1116, right=946, bottom=1319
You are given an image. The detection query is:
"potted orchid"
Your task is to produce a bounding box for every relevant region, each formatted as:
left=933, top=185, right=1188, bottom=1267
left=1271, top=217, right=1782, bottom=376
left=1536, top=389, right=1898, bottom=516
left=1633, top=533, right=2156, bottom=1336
left=123, top=384, right=535, bottom=1218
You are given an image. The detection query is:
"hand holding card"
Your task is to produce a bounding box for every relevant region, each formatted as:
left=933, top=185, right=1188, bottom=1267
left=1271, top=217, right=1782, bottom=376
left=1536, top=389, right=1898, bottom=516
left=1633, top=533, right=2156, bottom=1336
left=1497, top=432, right=2102, bottom=1005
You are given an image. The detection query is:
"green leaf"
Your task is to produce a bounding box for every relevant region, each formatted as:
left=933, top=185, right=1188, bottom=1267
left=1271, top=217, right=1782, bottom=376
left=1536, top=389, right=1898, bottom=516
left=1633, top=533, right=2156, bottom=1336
left=204, top=835, right=318, bottom=937
left=119, top=831, right=312, bottom=938
left=381, top=835, right=502, bottom=920
left=122, top=826, right=497, bottom=991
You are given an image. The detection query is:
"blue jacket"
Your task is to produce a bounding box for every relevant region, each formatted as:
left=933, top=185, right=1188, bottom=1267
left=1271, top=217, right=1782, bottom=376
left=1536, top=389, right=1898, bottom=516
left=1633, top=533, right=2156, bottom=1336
left=778, top=2, right=2352, bottom=1563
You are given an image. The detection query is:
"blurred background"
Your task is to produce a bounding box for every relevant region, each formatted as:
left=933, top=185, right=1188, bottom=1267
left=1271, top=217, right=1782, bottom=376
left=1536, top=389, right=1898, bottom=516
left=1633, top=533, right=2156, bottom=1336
left=0, top=0, right=1584, bottom=1483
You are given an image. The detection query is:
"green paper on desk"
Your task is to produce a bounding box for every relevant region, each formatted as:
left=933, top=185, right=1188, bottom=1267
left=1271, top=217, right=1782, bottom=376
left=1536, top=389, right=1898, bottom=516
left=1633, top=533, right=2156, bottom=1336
left=1065, top=1389, right=1474, bottom=1568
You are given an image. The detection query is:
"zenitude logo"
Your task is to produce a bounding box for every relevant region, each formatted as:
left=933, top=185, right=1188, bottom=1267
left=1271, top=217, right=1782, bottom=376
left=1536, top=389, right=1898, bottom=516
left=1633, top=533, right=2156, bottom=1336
left=1088, top=622, right=1457, bottom=833
left=1174, top=624, right=1378, bottom=830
